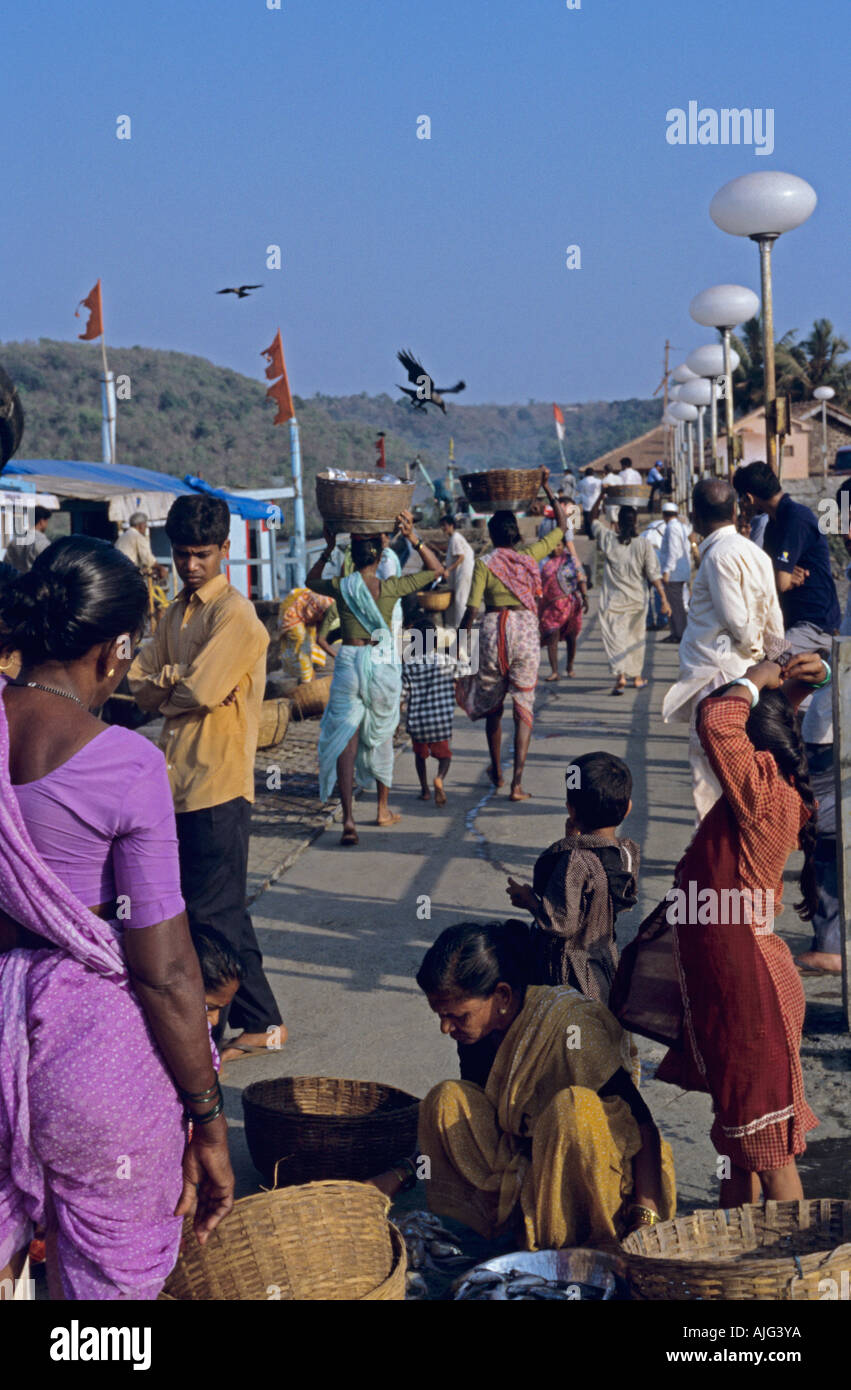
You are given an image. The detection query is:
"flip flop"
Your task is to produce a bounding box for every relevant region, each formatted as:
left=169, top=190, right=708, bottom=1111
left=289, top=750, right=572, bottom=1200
left=340, top=828, right=359, bottom=846
left=219, top=1040, right=273, bottom=1060
left=796, top=963, right=841, bottom=977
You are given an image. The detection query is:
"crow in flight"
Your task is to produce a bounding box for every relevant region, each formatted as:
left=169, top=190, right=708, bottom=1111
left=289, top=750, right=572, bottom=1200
left=217, top=285, right=263, bottom=298
left=396, top=349, right=466, bottom=413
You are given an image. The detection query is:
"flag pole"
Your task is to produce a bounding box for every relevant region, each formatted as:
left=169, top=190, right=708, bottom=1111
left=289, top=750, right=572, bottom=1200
left=289, top=416, right=306, bottom=587
left=99, top=319, right=116, bottom=465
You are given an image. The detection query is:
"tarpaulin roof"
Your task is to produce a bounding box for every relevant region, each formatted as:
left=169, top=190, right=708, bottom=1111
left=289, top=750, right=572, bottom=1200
left=2, top=460, right=281, bottom=524
left=184, top=475, right=282, bottom=525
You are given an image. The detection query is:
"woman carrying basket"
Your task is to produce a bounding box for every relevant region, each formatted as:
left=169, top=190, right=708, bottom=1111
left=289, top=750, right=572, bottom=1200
left=457, top=470, right=568, bottom=800
left=306, top=511, right=444, bottom=845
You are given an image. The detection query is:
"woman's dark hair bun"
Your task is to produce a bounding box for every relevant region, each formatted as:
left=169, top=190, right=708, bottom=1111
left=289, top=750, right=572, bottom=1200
left=0, top=535, right=148, bottom=666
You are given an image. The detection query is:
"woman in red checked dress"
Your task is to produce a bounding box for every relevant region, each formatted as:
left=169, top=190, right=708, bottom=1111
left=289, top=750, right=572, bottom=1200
left=651, top=654, right=827, bottom=1207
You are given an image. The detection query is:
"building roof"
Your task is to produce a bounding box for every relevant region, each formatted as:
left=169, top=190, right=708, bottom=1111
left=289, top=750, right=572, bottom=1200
left=584, top=423, right=670, bottom=474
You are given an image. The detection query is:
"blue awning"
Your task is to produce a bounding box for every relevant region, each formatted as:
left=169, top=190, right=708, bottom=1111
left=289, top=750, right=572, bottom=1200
left=4, top=458, right=195, bottom=495
left=184, top=476, right=282, bottom=524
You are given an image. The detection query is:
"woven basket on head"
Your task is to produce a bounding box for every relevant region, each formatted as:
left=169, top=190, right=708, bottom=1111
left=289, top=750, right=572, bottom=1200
left=621, top=1200, right=851, bottom=1301
left=316, top=471, right=415, bottom=536
left=161, top=1181, right=406, bottom=1301
left=289, top=674, right=332, bottom=720
left=242, top=1075, right=421, bottom=1187
left=416, top=587, right=452, bottom=612
left=604, top=484, right=651, bottom=509
left=459, top=467, right=545, bottom=512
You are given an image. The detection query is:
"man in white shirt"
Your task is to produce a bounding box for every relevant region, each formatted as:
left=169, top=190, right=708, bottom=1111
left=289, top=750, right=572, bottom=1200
left=662, top=478, right=784, bottom=819
left=116, top=511, right=158, bottom=571
left=602, top=457, right=642, bottom=523
left=439, top=514, right=475, bottom=629
left=618, top=456, right=643, bottom=487
left=658, top=501, right=693, bottom=643
left=575, top=468, right=602, bottom=534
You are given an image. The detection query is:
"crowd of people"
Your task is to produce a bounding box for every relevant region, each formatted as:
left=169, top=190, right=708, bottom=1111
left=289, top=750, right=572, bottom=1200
left=0, top=454, right=842, bottom=1298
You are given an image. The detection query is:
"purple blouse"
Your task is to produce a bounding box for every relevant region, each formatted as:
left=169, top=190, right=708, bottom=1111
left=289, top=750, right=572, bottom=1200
left=11, top=725, right=185, bottom=929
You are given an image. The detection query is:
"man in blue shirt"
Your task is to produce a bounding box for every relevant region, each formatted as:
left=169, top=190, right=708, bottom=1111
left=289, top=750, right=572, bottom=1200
left=732, top=461, right=840, bottom=655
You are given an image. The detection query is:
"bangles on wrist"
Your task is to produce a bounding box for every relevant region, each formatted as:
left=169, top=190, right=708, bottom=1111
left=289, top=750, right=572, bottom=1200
left=813, top=658, right=832, bottom=689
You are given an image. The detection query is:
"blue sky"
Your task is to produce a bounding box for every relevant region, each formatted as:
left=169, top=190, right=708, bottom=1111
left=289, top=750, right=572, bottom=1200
left=3, top=0, right=846, bottom=405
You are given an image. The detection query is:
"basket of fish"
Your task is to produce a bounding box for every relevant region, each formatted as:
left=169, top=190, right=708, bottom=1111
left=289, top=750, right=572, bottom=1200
left=459, top=467, right=545, bottom=513
left=316, top=470, right=415, bottom=536
left=450, top=1248, right=628, bottom=1301
left=242, top=1075, right=420, bottom=1187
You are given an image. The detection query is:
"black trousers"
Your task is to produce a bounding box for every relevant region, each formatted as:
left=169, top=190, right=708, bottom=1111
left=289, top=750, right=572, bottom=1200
left=175, top=796, right=282, bottom=1035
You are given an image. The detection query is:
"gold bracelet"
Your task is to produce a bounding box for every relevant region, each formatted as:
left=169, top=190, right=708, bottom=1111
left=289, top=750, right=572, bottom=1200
left=629, top=1204, right=660, bottom=1226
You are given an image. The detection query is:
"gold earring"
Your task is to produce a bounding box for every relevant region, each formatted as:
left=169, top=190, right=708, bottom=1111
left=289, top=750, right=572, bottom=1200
left=107, top=667, right=115, bottom=677
left=499, top=1008, right=507, bottom=1015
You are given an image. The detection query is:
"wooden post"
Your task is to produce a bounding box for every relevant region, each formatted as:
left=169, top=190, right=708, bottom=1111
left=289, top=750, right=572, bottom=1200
left=832, top=633, right=851, bottom=1031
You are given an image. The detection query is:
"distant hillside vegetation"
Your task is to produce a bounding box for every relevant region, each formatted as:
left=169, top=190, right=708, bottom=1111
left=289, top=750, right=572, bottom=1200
left=0, top=339, right=662, bottom=536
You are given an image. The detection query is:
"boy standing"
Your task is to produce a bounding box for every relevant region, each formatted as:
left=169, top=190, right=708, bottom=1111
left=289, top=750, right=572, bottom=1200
left=401, top=616, right=458, bottom=806
left=506, top=751, right=639, bottom=1004
left=128, top=495, right=283, bottom=1062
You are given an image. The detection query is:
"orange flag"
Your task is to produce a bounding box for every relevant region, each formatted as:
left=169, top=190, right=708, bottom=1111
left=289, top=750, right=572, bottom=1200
left=76, top=279, right=104, bottom=341
left=261, top=329, right=294, bottom=424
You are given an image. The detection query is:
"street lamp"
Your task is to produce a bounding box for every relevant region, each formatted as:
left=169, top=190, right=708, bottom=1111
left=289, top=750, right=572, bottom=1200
left=710, top=172, right=817, bottom=471
left=814, top=385, right=835, bottom=478
left=689, top=284, right=760, bottom=476
left=672, top=362, right=699, bottom=384
left=668, top=400, right=699, bottom=505
left=686, top=344, right=741, bottom=476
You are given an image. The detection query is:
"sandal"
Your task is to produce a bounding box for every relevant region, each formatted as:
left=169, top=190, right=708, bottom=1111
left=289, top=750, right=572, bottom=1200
left=340, top=828, right=359, bottom=846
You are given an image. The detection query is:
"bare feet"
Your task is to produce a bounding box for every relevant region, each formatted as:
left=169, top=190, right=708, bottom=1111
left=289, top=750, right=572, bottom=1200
left=419, top=788, right=431, bottom=801
left=796, top=951, right=842, bottom=976
left=376, top=810, right=402, bottom=827
left=544, top=672, right=560, bottom=682
left=509, top=785, right=531, bottom=801
left=487, top=766, right=504, bottom=788
left=633, top=677, right=647, bottom=689
left=434, top=778, right=447, bottom=807
left=220, top=1026, right=289, bottom=1064
left=566, top=668, right=575, bottom=678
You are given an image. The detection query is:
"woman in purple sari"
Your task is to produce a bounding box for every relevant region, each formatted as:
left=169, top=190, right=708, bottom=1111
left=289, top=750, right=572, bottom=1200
left=0, top=537, right=234, bottom=1300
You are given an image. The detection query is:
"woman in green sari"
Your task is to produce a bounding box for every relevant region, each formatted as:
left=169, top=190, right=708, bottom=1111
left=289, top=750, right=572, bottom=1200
left=306, top=511, right=444, bottom=844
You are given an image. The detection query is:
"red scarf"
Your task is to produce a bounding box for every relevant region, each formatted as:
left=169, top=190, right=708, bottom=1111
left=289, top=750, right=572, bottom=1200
left=485, top=548, right=542, bottom=613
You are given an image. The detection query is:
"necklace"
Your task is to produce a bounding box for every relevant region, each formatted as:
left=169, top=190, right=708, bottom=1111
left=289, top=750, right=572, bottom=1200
left=25, top=681, right=87, bottom=709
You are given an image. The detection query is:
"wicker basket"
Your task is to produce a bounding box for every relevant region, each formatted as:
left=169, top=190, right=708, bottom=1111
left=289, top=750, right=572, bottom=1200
left=242, top=1075, right=421, bottom=1187
left=257, top=697, right=291, bottom=749
left=417, top=587, right=452, bottom=612
left=290, top=674, right=332, bottom=720
left=621, top=1200, right=851, bottom=1301
left=460, top=467, right=545, bottom=512
left=162, top=1181, right=406, bottom=1301
left=316, top=471, right=415, bottom=536
left=604, top=484, right=651, bottom=509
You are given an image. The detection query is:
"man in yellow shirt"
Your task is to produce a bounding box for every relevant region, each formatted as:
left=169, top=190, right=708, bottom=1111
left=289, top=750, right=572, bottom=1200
left=128, top=495, right=283, bottom=1062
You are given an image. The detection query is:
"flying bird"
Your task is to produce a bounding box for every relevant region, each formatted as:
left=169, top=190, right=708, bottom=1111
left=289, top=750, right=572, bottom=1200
left=217, top=284, right=263, bottom=298
left=396, top=349, right=466, bottom=413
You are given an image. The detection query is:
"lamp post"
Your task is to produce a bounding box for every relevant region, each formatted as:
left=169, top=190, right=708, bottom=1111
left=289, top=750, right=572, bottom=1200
left=686, top=344, right=741, bottom=477
left=689, top=284, right=760, bottom=476
left=678, top=376, right=721, bottom=476
left=710, top=172, right=817, bottom=472
left=668, top=400, right=698, bottom=507
left=814, top=385, right=836, bottom=478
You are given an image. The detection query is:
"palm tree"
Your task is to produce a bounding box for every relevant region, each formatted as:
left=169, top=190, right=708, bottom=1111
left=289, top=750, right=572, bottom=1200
left=729, top=317, right=851, bottom=413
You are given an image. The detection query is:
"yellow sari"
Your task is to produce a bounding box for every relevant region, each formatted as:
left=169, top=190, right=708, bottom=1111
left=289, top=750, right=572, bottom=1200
left=418, top=985, right=676, bottom=1250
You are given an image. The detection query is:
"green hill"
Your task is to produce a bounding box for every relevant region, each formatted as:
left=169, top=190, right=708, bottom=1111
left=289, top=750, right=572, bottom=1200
left=0, top=339, right=662, bottom=536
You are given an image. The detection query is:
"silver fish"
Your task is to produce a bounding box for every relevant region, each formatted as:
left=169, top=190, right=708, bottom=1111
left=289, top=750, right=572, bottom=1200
left=428, top=1238, right=465, bottom=1260
left=406, top=1235, right=427, bottom=1270
left=406, top=1271, right=429, bottom=1300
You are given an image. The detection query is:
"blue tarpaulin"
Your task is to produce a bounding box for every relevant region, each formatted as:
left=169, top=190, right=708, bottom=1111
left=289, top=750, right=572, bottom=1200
left=3, top=459, right=281, bottom=522
left=183, top=475, right=282, bottom=525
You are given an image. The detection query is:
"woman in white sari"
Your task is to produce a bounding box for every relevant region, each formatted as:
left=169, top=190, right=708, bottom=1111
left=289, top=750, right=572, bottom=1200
left=306, top=512, right=444, bottom=844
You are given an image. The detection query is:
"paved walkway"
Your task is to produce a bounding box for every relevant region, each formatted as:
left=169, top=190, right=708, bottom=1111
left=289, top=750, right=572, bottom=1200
left=220, top=598, right=850, bottom=1211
